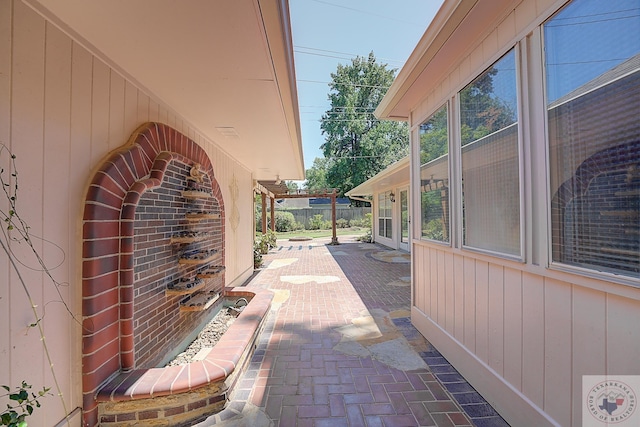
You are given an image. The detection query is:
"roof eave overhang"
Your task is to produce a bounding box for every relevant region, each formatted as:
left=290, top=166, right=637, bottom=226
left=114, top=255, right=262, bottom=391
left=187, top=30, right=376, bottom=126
left=375, top=0, right=477, bottom=120
left=259, top=0, right=305, bottom=179
left=345, top=157, right=410, bottom=197
left=375, top=0, right=520, bottom=121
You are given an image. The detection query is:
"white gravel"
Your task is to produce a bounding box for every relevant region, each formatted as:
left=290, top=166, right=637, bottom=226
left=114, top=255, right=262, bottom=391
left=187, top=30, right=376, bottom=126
left=165, top=308, right=237, bottom=366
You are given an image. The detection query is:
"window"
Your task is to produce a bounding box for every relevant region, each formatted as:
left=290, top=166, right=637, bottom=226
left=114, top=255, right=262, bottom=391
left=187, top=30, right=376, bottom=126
left=419, top=104, right=449, bottom=242
left=400, top=190, right=409, bottom=243
left=545, top=0, right=640, bottom=278
left=459, top=49, right=521, bottom=256
left=378, top=191, right=393, bottom=239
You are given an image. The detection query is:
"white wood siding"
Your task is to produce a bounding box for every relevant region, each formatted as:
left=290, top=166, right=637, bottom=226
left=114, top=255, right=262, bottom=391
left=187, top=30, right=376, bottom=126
left=412, top=243, right=640, bottom=426
left=0, top=1, right=255, bottom=424
left=409, top=0, right=640, bottom=425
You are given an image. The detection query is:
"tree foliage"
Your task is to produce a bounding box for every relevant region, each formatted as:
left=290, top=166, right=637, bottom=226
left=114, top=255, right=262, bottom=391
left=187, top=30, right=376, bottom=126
left=304, top=157, right=331, bottom=191
left=459, top=66, right=516, bottom=146
left=319, top=52, right=408, bottom=196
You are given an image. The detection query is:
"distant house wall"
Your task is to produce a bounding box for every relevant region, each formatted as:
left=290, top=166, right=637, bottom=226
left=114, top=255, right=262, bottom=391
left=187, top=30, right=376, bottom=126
left=0, top=1, right=255, bottom=425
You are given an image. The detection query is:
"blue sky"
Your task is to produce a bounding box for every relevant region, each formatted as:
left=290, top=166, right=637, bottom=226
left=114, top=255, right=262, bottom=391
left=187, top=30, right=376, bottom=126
left=289, top=0, right=444, bottom=173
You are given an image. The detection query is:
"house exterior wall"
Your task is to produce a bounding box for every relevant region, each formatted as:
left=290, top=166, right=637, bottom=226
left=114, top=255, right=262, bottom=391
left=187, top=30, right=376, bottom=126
left=372, top=186, right=409, bottom=251
left=0, top=1, right=255, bottom=425
left=408, top=1, right=640, bottom=426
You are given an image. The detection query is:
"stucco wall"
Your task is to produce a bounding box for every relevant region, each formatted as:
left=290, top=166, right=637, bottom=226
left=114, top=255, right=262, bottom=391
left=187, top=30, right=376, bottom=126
left=0, top=1, right=255, bottom=425
left=407, top=0, right=640, bottom=426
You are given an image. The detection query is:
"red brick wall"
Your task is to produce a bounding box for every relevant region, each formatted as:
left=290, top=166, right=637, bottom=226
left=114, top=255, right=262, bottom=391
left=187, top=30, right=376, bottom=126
left=82, top=123, right=225, bottom=426
left=133, top=158, right=223, bottom=368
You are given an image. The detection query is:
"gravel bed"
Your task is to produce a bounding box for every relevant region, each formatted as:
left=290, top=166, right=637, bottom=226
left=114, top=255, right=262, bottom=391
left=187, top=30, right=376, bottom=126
left=165, top=307, right=237, bottom=366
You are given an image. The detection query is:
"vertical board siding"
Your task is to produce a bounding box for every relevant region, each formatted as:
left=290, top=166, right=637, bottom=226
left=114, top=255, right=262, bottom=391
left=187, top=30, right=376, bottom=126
left=108, top=71, right=125, bottom=152
left=453, top=254, right=465, bottom=340
left=430, top=248, right=438, bottom=318
left=503, top=267, right=522, bottom=390
left=444, top=252, right=454, bottom=334
left=543, top=278, right=573, bottom=426
left=488, top=264, right=504, bottom=375
left=463, top=256, right=476, bottom=351
left=90, top=58, right=110, bottom=166
left=0, top=0, right=11, bottom=403
left=475, top=260, right=489, bottom=363
left=521, top=271, right=545, bottom=407
left=1, top=1, right=255, bottom=423
left=42, top=21, right=73, bottom=411
left=606, top=294, right=640, bottom=374
left=438, top=250, right=448, bottom=329
left=9, top=3, right=47, bottom=426
left=413, top=246, right=640, bottom=426
left=571, top=286, right=606, bottom=426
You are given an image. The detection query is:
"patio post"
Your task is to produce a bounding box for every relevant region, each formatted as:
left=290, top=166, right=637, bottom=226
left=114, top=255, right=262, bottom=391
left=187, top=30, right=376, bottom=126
left=270, top=196, right=275, bottom=231
left=261, top=193, right=267, bottom=234
left=331, top=189, right=338, bottom=245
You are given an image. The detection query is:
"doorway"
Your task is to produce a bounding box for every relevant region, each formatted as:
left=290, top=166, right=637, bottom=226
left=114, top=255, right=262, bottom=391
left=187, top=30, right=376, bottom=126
left=399, top=188, right=410, bottom=252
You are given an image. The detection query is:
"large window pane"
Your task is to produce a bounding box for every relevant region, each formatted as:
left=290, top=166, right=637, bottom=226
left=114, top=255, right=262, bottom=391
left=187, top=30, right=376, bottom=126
left=460, top=49, right=520, bottom=256
left=545, top=0, right=640, bottom=278
left=419, top=104, right=449, bottom=242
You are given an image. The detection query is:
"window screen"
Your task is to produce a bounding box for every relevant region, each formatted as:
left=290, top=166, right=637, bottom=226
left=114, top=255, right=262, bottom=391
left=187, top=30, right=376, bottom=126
left=545, top=0, right=640, bottom=278
left=459, top=49, right=521, bottom=256
left=419, top=104, right=449, bottom=242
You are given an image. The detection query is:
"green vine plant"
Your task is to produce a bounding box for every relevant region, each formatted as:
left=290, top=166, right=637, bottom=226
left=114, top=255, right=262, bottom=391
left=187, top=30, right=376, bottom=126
left=0, top=144, right=73, bottom=426
left=1, top=382, right=50, bottom=427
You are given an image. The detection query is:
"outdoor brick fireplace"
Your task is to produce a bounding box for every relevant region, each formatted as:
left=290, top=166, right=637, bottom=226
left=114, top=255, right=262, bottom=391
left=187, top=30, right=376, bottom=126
left=81, top=123, right=268, bottom=426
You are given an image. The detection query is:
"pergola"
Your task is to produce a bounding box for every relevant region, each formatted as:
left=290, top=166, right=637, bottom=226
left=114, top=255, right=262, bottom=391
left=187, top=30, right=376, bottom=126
left=256, top=181, right=339, bottom=245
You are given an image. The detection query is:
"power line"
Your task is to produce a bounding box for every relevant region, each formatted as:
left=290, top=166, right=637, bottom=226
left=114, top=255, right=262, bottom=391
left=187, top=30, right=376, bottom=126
left=297, top=79, right=391, bottom=89
left=294, top=45, right=405, bottom=66
left=308, top=0, right=428, bottom=27
left=545, top=12, right=639, bottom=28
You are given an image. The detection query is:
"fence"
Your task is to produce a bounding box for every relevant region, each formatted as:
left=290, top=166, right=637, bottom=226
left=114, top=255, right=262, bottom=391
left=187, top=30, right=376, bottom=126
left=280, top=207, right=371, bottom=228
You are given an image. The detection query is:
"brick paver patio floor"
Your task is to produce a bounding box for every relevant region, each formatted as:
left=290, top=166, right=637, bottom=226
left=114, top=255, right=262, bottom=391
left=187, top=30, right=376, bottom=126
left=197, top=236, right=508, bottom=427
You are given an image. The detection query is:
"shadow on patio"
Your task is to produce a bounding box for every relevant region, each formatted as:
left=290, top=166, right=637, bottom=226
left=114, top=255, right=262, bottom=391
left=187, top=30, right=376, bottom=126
left=195, top=236, right=508, bottom=427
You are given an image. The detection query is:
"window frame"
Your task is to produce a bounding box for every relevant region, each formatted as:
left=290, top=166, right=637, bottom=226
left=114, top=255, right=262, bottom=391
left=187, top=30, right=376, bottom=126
left=377, top=190, right=393, bottom=240
left=418, top=102, right=452, bottom=246
left=455, top=46, right=526, bottom=262
left=541, top=0, right=640, bottom=283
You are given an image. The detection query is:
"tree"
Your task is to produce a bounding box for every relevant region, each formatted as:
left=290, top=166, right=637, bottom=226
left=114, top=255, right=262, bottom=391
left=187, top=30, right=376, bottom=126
left=320, top=52, right=408, bottom=196
left=459, top=66, right=516, bottom=146
left=304, top=157, right=331, bottom=191
left=285, top=180, right=299, bottom=192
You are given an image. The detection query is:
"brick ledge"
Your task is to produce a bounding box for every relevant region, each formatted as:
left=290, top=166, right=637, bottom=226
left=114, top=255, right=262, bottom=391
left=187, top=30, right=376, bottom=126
left=96, top=287, right=272, bottom=402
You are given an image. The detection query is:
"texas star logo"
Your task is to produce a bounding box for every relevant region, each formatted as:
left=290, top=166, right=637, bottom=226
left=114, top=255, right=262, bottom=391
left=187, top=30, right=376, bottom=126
left=587, top=380, right=637, bottom=424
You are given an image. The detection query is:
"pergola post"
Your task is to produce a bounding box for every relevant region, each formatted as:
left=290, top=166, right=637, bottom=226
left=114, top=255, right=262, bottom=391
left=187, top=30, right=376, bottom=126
left=331, top=190, right=338, bottom=245
left=270, top=197, right=275, bottom=232
left=261, top=193, right=267, bottom=235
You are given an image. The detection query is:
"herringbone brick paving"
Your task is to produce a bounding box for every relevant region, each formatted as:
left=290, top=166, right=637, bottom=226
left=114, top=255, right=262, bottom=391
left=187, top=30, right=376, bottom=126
left=198, top=236, right=506, bottom=426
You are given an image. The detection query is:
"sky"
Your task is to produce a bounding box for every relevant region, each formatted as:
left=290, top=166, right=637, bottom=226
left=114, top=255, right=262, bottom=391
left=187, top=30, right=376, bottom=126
left=289, top=0, right=445, bottom=174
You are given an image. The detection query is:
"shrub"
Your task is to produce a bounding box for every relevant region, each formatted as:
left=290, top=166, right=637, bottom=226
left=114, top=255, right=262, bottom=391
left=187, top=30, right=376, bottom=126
left=255, top=230, right=276, bottom=255
left=274, top=211, right=296, bottom=232
left=424, top=219, right=444, bottom=241
left=253, top=242, right=263, bottom=268
left=351, top=213, right=372, bottom=229
left=357, top=229, right=373, bottom=243
left=336, top=218, right=349, bottom=228
left=264, top=229, right=277, bottom=248
left=255, top=211, right=297, bottom=232
left=308, top=214, right=326, bottom=230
